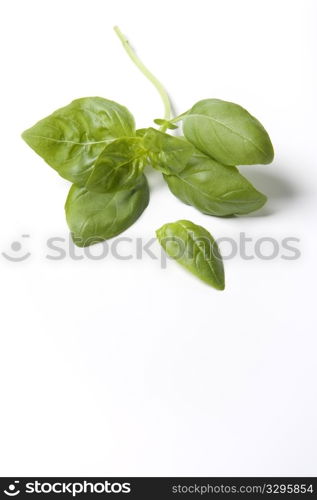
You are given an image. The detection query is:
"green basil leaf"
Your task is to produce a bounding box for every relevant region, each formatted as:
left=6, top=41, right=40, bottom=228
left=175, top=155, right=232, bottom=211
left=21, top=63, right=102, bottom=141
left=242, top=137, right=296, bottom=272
left=143, top=127, right=194, bottom=175
left=164, top=149, right=267, bottom=216
left=183, top=99, right=274, bottom=165
left=22, top=97, right=135, bottom=185
left=153, top=118, right=178, bottom=130
left=156, top=219, right=225, bottom=290
left=85, top=137, right=147, bottom=193
left=65, top=174, right=149, bottom=247
left=136, top=128, right=148, bottom=138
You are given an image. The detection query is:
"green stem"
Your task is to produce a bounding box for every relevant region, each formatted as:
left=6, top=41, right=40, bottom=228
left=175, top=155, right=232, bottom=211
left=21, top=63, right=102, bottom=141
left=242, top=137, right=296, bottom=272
left=114, top=26, right=172, bottom=130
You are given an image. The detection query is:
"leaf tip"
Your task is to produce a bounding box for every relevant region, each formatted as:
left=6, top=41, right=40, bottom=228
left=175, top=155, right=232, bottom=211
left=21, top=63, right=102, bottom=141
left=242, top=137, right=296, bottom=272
left=216, top=282, right=225, bottom=291
left=21, top=129, right=28, bottom=142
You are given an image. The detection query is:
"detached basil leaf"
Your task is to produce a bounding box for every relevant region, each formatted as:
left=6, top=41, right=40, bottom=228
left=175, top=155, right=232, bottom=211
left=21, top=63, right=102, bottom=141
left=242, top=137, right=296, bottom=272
left=156, top=219, right=225, bottom=290
left=22, top=97, right=135, bottom=185
left=65, top=174, right=149, bottom=247
left=183, top=99, right=274, bottom=166
left=143, top=127, right=194, bottom=174
left=86, top=137, right=147, bottom=193
left=164, top=150, right=267, bottom=216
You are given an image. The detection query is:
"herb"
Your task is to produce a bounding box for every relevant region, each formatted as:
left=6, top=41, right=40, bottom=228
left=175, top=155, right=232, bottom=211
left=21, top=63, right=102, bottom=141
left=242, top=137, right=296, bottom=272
left=156, top=220, right=225, bottom=290
left=65, top=174, right=149, bottom=247
left=143, top=128, right=267, bottom=216
left=22, top=26, right=275, bottom=289
left=163, top=149, right=267, bottom=217
left=22, top=97, right=135, bottom=186
left=86, top=137, right=147, bottom=193
left=143, top=127, right=194, bottom=175
left=182, top=99, right=274, bottom=166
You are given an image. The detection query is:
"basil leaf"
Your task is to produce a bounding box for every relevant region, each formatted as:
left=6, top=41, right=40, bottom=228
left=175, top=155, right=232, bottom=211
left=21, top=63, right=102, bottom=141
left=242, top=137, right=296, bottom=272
left=183, top=99, right=274, bottom=166
left=65, top=174, right=149, bottom=247
left=22, top=97, right=135, bottom=185
left=136, top=128, right=148, bottom=138
left=86, top=137, right=147, bottom=193
left=156, top=219, right=225, bottom=290
left=164, top=149, right=267, bottom=216
left=153, top=118, right=178, bottom=130
left=143, top=127, right=194, bottom=174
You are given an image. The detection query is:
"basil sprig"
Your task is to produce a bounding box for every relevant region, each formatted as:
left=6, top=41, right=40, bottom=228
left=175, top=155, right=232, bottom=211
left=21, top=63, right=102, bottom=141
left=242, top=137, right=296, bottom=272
left=21, top=26, right=275, bottom=290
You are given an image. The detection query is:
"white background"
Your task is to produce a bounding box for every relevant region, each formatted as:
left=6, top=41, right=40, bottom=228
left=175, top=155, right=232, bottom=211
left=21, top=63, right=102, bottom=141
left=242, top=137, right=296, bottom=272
left=0, top=0, right=316, bottom=477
